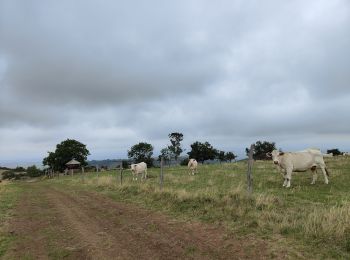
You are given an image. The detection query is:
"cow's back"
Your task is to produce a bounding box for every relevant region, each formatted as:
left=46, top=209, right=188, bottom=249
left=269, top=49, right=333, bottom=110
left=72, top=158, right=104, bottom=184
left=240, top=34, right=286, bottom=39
left=281, top=152, right=314, bottom=171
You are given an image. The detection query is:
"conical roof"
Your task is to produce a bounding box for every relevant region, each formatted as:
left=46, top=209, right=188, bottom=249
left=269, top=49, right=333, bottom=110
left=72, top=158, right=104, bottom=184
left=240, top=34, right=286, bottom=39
left=65, top=159, right=81, bottom=165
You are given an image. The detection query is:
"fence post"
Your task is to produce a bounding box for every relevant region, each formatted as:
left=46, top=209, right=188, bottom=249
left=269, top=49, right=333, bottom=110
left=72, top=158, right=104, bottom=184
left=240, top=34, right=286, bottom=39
left=247, top=144, right=255, bottom=194
left=81, top=166, right=85, bottom=183
left=119, top=165, right=123, bottom=185
left=160, top=157, right=164, bottom=190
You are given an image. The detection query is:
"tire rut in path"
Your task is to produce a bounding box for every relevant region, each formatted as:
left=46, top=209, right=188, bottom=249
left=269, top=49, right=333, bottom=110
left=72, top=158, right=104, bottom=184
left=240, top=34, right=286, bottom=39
left=47, top=187, right=269, bottom=259
left=5, top=183, right=274, bottom=259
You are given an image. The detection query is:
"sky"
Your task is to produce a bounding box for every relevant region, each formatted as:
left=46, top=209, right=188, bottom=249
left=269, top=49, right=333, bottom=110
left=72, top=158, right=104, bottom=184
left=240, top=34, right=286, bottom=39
left=1, top=0, right=350, bottom=167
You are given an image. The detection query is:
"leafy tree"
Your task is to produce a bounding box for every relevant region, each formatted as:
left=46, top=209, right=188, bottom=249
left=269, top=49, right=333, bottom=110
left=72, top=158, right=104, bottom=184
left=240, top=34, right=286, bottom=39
left=327, top=148, right=342, bottom=156
left=217, top=150, right=227, bottom=163
left=42, top=139, right=90, bottom=171
left=27, top=165, right=43, bottom=177
left=180, top=158, right=189, bottom=166
left=225, top=152, right=237, bottom=162
left=128, top=142, right=154, bottom=167
left=187, top=141, right=217, bottom=163
left=122, top=160, right=129, bottom=169
left=245, top=141, right=276, bottom=160
left=168, top=132, right=183, bottom=162
left=158, top=147, right=172, bottom=166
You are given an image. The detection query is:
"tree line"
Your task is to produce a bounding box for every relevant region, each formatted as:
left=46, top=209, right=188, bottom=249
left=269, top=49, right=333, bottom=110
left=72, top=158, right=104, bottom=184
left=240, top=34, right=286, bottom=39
left=42, top=133, right=239, bottom=171
left=41, top=135, right=344, bottom=172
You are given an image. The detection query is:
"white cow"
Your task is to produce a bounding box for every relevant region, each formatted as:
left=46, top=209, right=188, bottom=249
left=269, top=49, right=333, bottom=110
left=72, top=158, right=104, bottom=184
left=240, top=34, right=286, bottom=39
left=267, top=149, right=330, bottom=188
left=187, top=159, right=198, bottom=175
left=130, top=162, right=147, bottom=181
left=343, top=152, right=350, bottom=156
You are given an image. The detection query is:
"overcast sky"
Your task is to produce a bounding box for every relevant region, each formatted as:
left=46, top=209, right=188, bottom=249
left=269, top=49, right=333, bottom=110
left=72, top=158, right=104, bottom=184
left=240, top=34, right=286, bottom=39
left=1, top=0, right=350, bottom=166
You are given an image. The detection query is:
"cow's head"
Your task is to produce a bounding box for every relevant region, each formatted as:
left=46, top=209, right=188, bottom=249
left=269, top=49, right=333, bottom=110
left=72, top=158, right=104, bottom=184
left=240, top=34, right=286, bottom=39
left=268, top=150, right=284, bottom=165
left=130, top=164, right=136, bottom=172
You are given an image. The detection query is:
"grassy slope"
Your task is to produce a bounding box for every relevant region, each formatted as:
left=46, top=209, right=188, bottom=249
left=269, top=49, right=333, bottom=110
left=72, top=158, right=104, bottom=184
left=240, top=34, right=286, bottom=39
left=11, top=157, right=350, bottom=258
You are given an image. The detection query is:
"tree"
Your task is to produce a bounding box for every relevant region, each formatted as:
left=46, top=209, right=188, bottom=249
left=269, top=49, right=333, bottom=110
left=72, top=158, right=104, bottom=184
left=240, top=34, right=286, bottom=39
left=128, top=142, right=154, bottom=167
left=327, top=148, right=342, bottom=156
left=158, top=147, right=172, bottom=166
left=217, top=150, right=227, bottom=163
left=245, top=141, right=276, bottom=160
left=225, top=152, right=237, bottom=162
left=42, top=139, right=90, bottom=171
left=168, top=132, right=183, bottom=162
left=187, top=141, right=217, bottom=163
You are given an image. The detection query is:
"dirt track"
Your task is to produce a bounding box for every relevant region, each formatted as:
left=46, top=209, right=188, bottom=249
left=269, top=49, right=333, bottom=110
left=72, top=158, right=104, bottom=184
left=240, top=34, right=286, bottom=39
left=4, top=182, right=273, bottom=259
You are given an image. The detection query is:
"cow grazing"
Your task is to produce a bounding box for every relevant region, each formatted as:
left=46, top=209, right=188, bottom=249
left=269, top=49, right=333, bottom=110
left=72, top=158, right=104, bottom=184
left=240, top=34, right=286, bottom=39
left=267, top=149, right=330, bottom=188
left=130, top=162, right=147, bottom=181
left=188, top=159, right=198, bottom=175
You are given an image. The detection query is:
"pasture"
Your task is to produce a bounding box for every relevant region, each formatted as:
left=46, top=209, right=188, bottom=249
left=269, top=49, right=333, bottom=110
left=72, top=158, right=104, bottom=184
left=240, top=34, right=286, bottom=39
left=1, top=156, right=350, bottom=259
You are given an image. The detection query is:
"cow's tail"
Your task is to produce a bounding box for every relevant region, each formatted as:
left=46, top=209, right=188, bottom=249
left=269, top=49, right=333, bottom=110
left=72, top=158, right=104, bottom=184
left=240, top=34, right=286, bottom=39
left=325, top=168, right=330, bottom=177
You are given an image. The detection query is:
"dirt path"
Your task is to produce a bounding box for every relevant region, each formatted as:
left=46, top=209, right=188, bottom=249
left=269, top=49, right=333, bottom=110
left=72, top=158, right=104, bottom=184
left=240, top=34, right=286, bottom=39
left=4, top=182, right=275, bottom=259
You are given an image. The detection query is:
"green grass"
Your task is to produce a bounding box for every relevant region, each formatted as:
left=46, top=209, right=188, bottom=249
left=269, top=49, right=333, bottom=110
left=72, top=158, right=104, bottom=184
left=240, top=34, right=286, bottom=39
left=0, top=182, right=23, bottom=257
left=29, top=157, right=350, bottom=258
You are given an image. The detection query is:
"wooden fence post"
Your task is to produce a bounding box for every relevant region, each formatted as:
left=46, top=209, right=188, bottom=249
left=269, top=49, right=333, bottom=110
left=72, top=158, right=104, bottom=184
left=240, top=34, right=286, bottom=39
left=160, top=157, right=164, bottom=190
left=119, top=165, right=123, bottom=185
left=247, top=144, right=255, bottom=194
left=81, top=166, right=85, bottom=183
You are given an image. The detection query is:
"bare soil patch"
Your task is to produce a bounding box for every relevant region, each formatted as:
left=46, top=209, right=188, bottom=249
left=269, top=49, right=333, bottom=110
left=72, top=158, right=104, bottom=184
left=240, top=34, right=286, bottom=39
left=3, top=182, right=278, bottom=259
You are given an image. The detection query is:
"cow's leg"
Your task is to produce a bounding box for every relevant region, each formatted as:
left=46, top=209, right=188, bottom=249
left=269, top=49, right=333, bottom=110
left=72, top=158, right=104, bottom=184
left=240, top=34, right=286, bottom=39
left=320, top=167, right=329, bottom=184
left=281, top=169, right=288, bottom=187
left=283, top=177, right=288, bottom=187
left=285, top=168, right=292, bottom=188
left=311, top=166, right=317, bottom=185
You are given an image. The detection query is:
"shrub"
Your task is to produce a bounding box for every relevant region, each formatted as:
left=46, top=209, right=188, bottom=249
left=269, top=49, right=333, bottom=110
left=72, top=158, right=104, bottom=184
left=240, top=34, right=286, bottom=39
left=27, top=165, right=43, bottom=177
left=180, top=158, right=189, bottom=166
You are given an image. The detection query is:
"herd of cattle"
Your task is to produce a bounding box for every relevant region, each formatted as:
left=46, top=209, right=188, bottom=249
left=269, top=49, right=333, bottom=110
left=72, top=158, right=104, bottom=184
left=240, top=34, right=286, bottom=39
left=130, top=148, right=347, bottom=188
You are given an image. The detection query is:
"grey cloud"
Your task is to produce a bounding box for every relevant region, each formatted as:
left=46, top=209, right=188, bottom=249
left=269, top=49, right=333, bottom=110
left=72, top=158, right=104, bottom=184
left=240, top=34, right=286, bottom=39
left=1, top=0, right=350, bottom=164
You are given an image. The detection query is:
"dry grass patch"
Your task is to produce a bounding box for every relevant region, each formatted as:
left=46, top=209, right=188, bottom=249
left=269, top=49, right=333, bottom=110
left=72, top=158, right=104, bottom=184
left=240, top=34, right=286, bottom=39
left=303, top=203, right=350, bottom=240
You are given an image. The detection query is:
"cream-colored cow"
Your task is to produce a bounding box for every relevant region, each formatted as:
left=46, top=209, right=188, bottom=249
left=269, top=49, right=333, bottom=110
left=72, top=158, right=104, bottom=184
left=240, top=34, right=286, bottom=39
left=187, top=159, right=198, bottom=175
left=130, top=162, right=147, bottom=181
left=267, top=149, right=330, bottom=188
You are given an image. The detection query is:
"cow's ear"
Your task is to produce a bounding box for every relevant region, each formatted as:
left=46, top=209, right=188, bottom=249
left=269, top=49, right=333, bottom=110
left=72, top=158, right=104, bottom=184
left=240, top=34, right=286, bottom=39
left=279, top=152, right=284, bottom=156
left=266, top=152, right=272, bottom=157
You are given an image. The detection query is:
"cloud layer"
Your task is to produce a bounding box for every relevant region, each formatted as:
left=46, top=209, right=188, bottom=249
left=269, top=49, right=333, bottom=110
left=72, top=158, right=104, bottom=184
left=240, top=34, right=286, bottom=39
left=1, top=0, right=350, bottom=165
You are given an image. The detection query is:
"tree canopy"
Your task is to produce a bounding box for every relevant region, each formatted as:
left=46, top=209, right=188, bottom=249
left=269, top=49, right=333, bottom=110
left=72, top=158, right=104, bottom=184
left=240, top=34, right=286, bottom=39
left=245, top=140, right=276, bottom=160
left=327, top=148, right=342, bottom=156
left=168, top=132, right=183, bottom=161
left=128, top=142, right=154, bottom=167
left=42, top=139, right=90, bottom=171
left=187, top=141, right=217, bottom=163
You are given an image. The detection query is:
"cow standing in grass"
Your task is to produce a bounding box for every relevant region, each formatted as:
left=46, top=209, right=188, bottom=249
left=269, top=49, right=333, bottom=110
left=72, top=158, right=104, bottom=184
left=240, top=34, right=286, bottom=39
left=188, top=159, right=198, bottom=175
left=267, top=149, right=331, bottom=188
left=130, top=162, right=147, bottom=181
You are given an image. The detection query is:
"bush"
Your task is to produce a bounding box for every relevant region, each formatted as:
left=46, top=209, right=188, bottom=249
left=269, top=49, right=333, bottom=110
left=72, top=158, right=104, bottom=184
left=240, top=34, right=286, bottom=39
left=2, top=170, right=27, bottom=180
left=180, top=158, right=189, bottom=166
left=27, top=165, right=43, bottom=177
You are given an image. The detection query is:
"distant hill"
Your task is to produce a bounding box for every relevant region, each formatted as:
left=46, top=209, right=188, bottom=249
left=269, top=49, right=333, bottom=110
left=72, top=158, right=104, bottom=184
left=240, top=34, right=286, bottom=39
left=88, top=159, right=131, bottom=169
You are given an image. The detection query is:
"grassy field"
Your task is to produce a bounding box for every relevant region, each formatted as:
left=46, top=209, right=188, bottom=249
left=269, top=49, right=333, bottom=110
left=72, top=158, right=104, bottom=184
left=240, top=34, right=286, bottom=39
left=0, top=182, right=23, bottom=257
left=2, top=156, right=350, bottom=258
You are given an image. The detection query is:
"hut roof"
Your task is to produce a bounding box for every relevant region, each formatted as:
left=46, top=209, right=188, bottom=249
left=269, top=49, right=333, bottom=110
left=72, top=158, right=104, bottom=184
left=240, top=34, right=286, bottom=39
left=65, top=159, right=81, bottom=166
